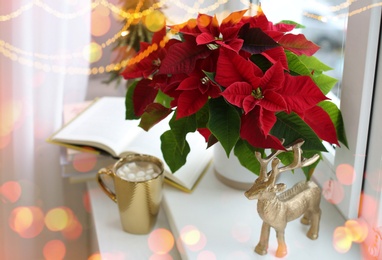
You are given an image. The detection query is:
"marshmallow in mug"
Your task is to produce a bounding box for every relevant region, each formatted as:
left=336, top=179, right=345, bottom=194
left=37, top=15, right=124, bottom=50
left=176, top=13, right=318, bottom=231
left=116, top=161, right=161, bottom=182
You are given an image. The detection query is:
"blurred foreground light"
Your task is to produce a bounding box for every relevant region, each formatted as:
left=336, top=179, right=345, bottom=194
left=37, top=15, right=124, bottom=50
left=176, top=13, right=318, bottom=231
left=43, top=240, right=66, bottom=260
left=144, top=10, right=166, bottom=32
left=180, top=225, right=207, bottom=251
left=333, top=226, right=352, bottom=253
left=148, top=228, right=175, bottom=255
left=91, top=7, right=111, bottom=37
left=72, top=148, right=98, bottom=172
left=45, top=207, right=70, bottom=231
left=61, top=212, right=83, bottom=240
left=9, top=206, right=44, bottom=238
left=336, top=164, right=356, bottom=185
left=345, top=219, right=368, bottom=243
left=0, top=99, right=23, bottom=137
left=83, top=42, right=103, bottom=64
left=1, top=181, right=21, bottom=203
left=87, top=252, right=102, bottom=260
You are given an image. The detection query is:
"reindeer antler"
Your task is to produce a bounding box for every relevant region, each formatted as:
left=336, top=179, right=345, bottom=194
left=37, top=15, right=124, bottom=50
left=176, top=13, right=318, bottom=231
left=267, top=139, right=320, bottom=185
left=255, top=139, right=287, bottom=179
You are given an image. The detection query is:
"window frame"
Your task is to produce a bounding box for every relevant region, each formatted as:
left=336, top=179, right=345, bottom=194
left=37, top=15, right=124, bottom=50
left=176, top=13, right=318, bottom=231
left=312, top=0, right=382, bottom=219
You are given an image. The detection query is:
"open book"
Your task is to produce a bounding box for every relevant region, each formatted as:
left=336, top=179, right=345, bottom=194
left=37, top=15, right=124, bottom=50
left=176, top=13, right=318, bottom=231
left=48, top=96, right=212, bottom=192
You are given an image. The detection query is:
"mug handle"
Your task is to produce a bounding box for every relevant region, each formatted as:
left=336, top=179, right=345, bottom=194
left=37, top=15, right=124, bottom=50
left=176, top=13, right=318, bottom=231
left=97, top=166, right=117, bottom=203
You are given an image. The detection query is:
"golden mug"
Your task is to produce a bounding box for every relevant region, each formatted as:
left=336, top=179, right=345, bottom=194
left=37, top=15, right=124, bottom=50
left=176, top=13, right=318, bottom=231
left=97, top=153, right=164, bottom=234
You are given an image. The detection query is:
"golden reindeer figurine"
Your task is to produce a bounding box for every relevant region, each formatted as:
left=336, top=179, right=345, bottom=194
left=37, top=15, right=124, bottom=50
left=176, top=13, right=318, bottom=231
left=245, top=139, right=321, bottom=258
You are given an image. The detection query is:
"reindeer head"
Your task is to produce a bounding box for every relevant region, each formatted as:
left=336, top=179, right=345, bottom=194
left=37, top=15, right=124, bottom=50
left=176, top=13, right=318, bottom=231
left=245, top=158, right=287, bottom=200
left=244, top=139, right=320, bottom=200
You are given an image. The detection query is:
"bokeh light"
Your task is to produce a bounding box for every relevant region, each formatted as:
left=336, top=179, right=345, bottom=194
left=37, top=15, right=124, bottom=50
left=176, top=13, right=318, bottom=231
left=91, top=7, right=111, bottom=37
left=43, top=240, right=66, bottom=260
left=9, top=206, right=45, bottom=238
left=88, top=252, right=102, bottom=260
left=197, top=250, right=216, bottom=260
left=333, top=226, right=353, bottom=253
left=1, top=181, right=22, bottom=203
left=148, top=228, right=175, bottom=255
left=180, top=225, right=207, bottom=252
left=345, top=219, right=368, bottom=243
left=45, top=207, right=70, bottom=231
left=61, top=212, right=83, bottom=240
left=358, top=193, right=377, bottom=221
left=144, top=10, right=166, bottom=32
left=322, top=179, right=344, bottom=204
left=72, top=148, right=98, bottom=172
left=336, top=164, right=356, bottom=185
left=231, top=222, right=252, bottom=243
left=83, top=42, right=103, bottom=64
left=0, top=99, right=23, bottom=137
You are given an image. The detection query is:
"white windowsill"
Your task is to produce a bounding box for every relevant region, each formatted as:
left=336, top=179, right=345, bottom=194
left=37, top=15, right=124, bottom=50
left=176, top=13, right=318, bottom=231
left=88, top=164, right=361, bottom=259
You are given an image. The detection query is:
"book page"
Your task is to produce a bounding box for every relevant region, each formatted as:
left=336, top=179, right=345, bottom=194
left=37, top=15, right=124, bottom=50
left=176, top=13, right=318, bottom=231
left=51, top=97, right=143, bottom=157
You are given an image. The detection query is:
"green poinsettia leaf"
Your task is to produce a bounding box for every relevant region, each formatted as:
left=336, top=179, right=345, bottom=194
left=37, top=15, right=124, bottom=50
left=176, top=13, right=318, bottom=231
left=155, top=90, right=173, bottom=108
left=300, top=151, right=322, bottom=180
left=208, top=97, right=241, bottom=157
left=298, top=54, right=334, bottom=72
left=277, top=20, right=305, bottom=29
left=169, top=112, right=197, bottom=151
left=318, top=101, right=349, bottom=148
left=160, top=130, right=190, bottom=173
left=233, top=139, right=262, bottom=175
left=125, top=81, right=140, bottom=120
left=271, top=112, right=327, bottom=151
left=139, top=103, right=172, bottom=131
left=286, top=51, right=311, bottom=76
left=195, top=103, right=210, bottom=128
left=312, top=73, right=338, bottom=95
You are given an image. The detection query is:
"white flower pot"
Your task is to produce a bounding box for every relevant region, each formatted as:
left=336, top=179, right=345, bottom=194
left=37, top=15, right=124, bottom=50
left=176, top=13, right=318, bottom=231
left=213, top=143, right=257, bottom=190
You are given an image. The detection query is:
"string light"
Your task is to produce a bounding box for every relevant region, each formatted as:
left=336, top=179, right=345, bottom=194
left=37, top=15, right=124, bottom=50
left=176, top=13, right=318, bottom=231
left=0, top=0, right=381, bottom=76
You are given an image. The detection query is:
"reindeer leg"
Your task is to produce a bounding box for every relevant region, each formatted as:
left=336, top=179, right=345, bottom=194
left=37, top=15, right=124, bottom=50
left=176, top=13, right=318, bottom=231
left=255, top=222, right=270, bottom=255
left=301, top=211, right=311, bottom=225
left=307, top=208, right=321, bottom=240
left=275, top=229, right=288, bottom=258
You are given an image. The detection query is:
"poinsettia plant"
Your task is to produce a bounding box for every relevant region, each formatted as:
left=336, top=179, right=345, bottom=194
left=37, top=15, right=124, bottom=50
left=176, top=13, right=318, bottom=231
left=121, top=8, right=348, bottom=179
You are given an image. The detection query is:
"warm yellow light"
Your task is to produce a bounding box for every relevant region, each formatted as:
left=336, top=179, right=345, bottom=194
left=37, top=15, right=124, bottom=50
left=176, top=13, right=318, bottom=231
left=0, top=99, right=23, bottom=137
left=121, top=30, right=130, bottom=37
left=333, top=226, right=353, bottom=253
left=45, top=208, right=69, bottom=231
left=180, top=225, right=207, bottom=251
left=345, top=219, right=368, bottom=243
left=9, top=206, right=44, bottom=238
left=144, top=10, right=166, bottom=32
left=72, top=149, right=98, bottom=172
left=83, top=42, right=103, bottom=64
left=181, top=227, right=201, bottom=246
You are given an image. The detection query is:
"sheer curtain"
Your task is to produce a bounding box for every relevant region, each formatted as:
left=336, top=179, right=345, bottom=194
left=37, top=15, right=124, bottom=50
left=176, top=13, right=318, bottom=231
left=0, top=1, right=91, bottom=259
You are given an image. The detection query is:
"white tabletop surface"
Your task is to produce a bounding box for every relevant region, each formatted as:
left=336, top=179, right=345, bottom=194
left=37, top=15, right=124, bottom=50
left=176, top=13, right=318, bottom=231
left=88, top=164, right=362, bottom=260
